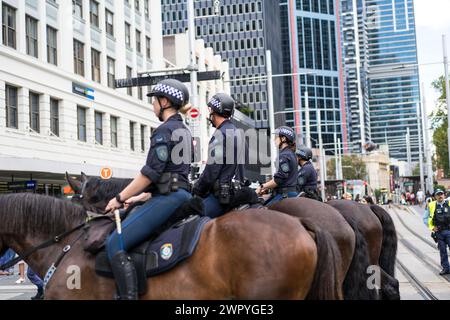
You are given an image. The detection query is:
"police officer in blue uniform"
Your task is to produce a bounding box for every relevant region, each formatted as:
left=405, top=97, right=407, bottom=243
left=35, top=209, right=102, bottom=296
left=296, top=146, right=320, bottom=200
left=192, top=93, right=245, bottom=218
left=257, top=126, right=298, bottom=206
left=104, top=79, right=193, bottom=300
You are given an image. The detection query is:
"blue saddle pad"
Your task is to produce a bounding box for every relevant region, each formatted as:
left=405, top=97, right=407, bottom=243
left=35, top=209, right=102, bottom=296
left=95, top=215, right=210, bottom=292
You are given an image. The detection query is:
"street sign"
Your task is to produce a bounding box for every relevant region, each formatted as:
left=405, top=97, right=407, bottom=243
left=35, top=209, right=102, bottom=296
left=190, top=108, right=200, bottom=119
left=100, top=167, right=113, bottom=180
left=72, top=82, right=95, bottom=100
left=7, top=180, right=37, bottom=191
left=115, top=70, right=222, bottom=88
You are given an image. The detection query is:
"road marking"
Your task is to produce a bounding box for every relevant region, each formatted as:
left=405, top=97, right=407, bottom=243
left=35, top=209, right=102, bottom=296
left=0, top=285, right=36, bottom=291
left=0, top=293, right=22, bottom=300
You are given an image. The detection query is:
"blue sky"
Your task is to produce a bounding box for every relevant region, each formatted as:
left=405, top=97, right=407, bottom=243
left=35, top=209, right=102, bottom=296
left=414, top=0, right=450, bottom=115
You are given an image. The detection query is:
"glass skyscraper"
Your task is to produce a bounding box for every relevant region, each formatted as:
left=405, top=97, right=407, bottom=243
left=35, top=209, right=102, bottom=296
left=341, top=0, right=422, bottom=160
left=280, top=0, right=347, bottom=152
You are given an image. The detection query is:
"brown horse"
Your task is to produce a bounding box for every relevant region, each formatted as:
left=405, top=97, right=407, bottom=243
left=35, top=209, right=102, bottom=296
left=327, top=200, right=399, bottom=300
left=269, top=197, right=377, bottom=300
left=0, top=193, right=343, bottom=300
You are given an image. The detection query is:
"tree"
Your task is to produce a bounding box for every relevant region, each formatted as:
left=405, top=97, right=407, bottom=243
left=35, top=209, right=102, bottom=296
left=327, top=155, right=367, bottom=180
left=430, top=76, right=449, bottom=177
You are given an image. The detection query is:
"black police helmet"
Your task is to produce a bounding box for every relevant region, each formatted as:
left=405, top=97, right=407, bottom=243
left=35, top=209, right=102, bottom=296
left=273, top=126, right=296, bottom=143
left=147, top=79, right=189, bottom=109
left=435, top=189, right=445, bottom=196
left=296, top=146, right=313, bottom=161
left=207, top=93, right=235, bottom=118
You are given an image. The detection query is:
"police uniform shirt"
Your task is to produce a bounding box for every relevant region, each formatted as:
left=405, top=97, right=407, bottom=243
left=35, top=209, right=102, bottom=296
left=274, top=147, right=298, bottom=189
left=141, top=113, right=191, bottom=185
left=297, top=161, right=318, bottom=191
left=434, top=200, right=450, bottom=227
left=193, top=120, right=245, bottom=196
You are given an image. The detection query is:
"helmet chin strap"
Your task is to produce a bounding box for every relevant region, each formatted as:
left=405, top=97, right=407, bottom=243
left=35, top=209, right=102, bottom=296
left=208, top=113, right=216, bottom=128
left=157, top=97, right=171, bottom=122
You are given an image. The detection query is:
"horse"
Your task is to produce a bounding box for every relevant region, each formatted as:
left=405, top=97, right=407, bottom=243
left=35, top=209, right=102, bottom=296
left=269, top=197, right=377, bottom=300
left=0, top=192, right=344, bottom=300
left=327, top=200, right=399, bottom=300
left=66, top=173, right=351, bottom=299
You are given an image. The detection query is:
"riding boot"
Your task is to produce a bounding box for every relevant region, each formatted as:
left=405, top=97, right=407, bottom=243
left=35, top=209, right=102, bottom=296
left=110, top=251, right=138, bottom=300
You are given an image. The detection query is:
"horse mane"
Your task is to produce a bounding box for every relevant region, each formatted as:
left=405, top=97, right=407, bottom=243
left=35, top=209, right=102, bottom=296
left=86, top=177, right=133, bottom=200
left=0, top=193, right=87, bottom=236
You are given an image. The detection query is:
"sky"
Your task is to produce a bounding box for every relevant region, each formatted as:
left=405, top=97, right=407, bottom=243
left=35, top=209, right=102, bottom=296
left=414, top=0, right=450, bottom=115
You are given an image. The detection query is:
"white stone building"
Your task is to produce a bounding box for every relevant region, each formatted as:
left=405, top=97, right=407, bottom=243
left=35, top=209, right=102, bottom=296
left=0, top=0, right=165, bottom=195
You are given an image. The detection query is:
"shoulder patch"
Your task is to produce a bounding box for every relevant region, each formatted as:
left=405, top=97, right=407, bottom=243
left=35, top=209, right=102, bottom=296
left=281, top=162, right=290, bottom=173
left=156, top=145, right=169, bottom=162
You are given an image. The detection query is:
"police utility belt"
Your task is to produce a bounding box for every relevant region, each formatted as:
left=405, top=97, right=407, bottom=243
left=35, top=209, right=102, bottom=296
left=154, top=172, right=191, bottom=195
left=212, top=180, right=241, bottom=206
left=274, top=186, right=297, bottom=197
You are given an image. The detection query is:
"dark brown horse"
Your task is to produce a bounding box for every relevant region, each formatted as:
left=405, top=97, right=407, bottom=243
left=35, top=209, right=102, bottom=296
left=0, top=193, right=343, bottom=299
left=66, top=173, right=345, bottom=299
left=327, top=200, right=399, bottom=300
left=269, top=197, right=378, bottom=300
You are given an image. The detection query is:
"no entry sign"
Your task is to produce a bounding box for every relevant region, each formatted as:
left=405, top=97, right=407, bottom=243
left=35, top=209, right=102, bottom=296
left=190, top=108, right=200, bottom=119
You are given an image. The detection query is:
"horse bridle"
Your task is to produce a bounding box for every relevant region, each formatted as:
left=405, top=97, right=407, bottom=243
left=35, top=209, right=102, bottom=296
left=0, top=220, right=87, bottom=276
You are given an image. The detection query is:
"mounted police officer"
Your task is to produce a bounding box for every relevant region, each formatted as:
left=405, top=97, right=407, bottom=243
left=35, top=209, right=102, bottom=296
left=296, top=146, right=320, bottom=200
left=426, top=189, right=450, bottom=275
left=192, top=93, right=245, bottom=218
left=257, top=126, right=298, bottom=206
left=104, top=79, right=193, bottom=299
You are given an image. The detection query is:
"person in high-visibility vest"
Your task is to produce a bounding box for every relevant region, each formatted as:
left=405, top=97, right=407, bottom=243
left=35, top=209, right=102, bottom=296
left=425, top=189, right=450, bottom=275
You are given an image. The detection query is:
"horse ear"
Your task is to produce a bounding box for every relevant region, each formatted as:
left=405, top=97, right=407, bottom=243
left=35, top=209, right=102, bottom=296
left=66, top=172, right=82, bottom=193
left=81, top=172, right=88, bottom=183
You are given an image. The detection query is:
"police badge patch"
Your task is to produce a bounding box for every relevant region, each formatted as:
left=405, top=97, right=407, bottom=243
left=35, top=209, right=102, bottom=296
left=281, top=162, right=290, bottom=173
left=156, top=145, right=169, bottom=161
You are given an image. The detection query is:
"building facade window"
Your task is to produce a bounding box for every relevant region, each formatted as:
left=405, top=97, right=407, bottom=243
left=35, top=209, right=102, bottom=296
left=107, top=57, right=115, bottom=88
left=146, top=36, right=151, bottom=59
left=136, top=30, right=141, bottom=53
left=73, top=39, right=85, bottom=76
left=47, top=26, right=58, bottom=65
left=2, top=4, right=16, bottom=49
left=91, top=49, right=101, bottom=83
left=140, top=124, right=146, bottom=152
left=73, top=0, right=83, bottom=19
left=50, top=98, right=59, bottom=136
left=90, top=0, right=99, bottom=27
left=110, top=116, right=118, bottom=147
left=125, top=23, right=131, bottom=47
left=130, top=121, right=135, bottom=151
left=144, top=0, right=149, bottom=18
left=77, top=106, right=87, bottom=142
left=135, top=0, right=140, bottom=12
left=138, top=87, right=143, bottom=100
left=5, top=85, right=18, bottom=129
left=26, top=15, right=38, bottom=58
left=29, top=92, right=40, bottom=132
left=95, top=111, right=103, bottom=145
left=105, top=10, right=114, bottom=36
left=126, top=66, right=133, bottom=96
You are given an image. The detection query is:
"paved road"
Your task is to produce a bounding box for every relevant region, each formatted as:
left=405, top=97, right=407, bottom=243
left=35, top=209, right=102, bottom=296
left=389, top=204, right=450, bottom=300
left=0, top=265, right=38, bottom=300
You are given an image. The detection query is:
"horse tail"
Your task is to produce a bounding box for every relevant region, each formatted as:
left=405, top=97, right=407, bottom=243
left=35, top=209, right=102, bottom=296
left=340, top=216, right=378, bottom=300
left=300, top=218, right=343, bottom=300
left=369, top=204, right=398, bottom=277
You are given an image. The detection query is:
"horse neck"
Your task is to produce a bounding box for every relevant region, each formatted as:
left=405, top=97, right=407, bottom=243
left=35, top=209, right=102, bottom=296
left=7, top=228, right=83, bottom=280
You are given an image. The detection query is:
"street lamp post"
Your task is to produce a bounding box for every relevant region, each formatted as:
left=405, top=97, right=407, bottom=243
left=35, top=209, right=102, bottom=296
left=266, top=50, right=277, bottom=175
left=317, top=110, right=326, bottom=201
left=416, top=102, right=425, bottom=192
left=443, top=35, right=450, bottom=176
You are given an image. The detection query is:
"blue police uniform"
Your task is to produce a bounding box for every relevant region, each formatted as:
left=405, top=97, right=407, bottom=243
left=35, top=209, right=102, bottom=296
left=297, top=161, right=318, bottom=194
left=106, top=113, right=192, bottom=260
left=193, top=119, right=245, bottom=218
left=265, top=147, right=298, bottom=206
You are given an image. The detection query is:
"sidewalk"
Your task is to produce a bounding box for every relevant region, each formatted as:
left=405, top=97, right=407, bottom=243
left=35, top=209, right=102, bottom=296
left=0, top=265, right=38, bottom=300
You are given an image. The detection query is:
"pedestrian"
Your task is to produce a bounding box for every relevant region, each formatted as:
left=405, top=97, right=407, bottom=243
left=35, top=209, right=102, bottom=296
left=425, top=189, right=450, bottom=275
left=192, top=93, right=246, bottom=218
left=257, top=126, right=298, bottom=205
left=0, top=249, right=15, bottom=276
left=354, top=194, right=361, bottom=203
left=417, top=189, right=424, bottom=207
left=364, top=195, right=374, bottom=204
left=27, top=268, right=44, bottom=300
left=343, top=192, right=352, bottom=200
left=103, top=79, right=193, bottom=300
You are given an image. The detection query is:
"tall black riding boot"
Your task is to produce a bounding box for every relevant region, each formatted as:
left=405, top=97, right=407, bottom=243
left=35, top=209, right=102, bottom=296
left=110, top=251, right=138, bottom=300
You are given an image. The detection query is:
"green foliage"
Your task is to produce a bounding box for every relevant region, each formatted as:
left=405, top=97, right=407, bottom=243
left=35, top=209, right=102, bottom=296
left=430, top=76, right=449, bottom=177
left=327, top=155, right=367, bottom=180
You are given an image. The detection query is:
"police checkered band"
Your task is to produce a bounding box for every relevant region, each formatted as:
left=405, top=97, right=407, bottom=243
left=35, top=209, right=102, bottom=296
left=153, top=83, right=184, bottom=101
left=278, top=127, right=294, bottom=138
left=209, top=98, right=221, bottom=109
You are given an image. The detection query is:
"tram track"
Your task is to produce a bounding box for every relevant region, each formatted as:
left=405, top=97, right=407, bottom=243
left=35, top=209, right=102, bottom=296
left=395, top=258, right=439, bottom=300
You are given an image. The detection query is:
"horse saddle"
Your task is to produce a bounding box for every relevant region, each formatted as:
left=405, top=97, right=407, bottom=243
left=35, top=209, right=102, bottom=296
left=225, top=187, right=265, bottom=211
left=95, top=214, right=210, bottom=295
